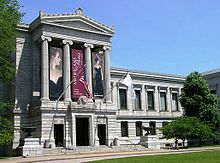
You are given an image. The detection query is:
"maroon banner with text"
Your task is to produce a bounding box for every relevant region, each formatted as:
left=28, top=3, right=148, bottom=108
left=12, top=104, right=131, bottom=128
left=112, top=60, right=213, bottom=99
left=71, top=49, right=84, bottom=99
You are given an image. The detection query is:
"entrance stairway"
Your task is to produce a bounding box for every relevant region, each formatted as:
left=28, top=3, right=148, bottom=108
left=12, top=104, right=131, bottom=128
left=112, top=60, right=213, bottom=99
left=43, top=145, right=150, bottom=155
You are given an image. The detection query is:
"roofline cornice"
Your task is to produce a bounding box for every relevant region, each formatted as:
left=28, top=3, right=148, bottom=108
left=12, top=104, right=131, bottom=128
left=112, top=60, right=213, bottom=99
left=27, top=11, right=115, bottom=34
left=110, top=67, right=185, bottom=82
left=41, top=21, right=114, bottom=37
left=202, top=68, right=220, bottom=77
left=16, top=24, right=29, bottom=32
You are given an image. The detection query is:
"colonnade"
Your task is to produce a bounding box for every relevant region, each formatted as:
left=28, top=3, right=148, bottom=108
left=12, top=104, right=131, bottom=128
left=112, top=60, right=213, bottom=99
left=40, top=35, right=111, bottom=102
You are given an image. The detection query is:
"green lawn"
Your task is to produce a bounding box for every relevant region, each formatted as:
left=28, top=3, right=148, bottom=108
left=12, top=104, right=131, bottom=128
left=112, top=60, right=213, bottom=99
left=90, top=150, right=220, bottom=163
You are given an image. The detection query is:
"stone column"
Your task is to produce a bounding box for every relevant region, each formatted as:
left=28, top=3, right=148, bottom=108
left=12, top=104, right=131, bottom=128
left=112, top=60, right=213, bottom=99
left=62, top=40, right=73, bottom=101
left=40, top=36, right=51, bottom=100
left=71, top=113, right=76, bottom=147
left=84, top=43, right=94, bottom=95
left=178, top=88, right=182, bottom=112
left=103, top=46, right=111, bottom=102
left=141, top=85, right=146, bottom=111
left=167, top=87, right=171, bottom=112
left=155, top=86, right=160, bottom=112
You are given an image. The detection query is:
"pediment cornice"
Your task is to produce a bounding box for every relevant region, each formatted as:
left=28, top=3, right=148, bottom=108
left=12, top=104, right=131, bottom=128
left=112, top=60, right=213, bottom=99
left=29, top=10, right=115, bottom=36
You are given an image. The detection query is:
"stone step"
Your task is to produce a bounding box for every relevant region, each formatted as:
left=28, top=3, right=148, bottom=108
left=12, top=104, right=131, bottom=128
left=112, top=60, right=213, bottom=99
left=43, top=145, right=149, bottom=155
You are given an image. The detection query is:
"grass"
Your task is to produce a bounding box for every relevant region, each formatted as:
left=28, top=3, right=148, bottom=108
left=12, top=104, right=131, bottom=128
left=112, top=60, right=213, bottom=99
left=90, top=150, right=220, bottom=163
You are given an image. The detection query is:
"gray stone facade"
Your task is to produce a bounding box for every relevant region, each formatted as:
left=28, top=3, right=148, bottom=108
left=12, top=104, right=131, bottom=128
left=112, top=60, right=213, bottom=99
left=203, top=69, right=220, bottom=110
left=1, top=9, right=219, bottom=151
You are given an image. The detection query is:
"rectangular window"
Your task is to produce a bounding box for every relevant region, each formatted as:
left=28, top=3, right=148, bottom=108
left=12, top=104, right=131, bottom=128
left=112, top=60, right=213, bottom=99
left=162, top=121, right=168, bottom=128
left=147, top=91, right=154, bottom=110
left=135, top=90, right=141, bottom=110
left=150, top=121, right=156, bottom=135
left=160, top=92, right=167, bottom=111
left=171, top=93, right=179, bottom=111
left=121, top=121, right=128, bottom=137
left=136, top=122, right=142, bottom=136
left=119, top=89, right=127, bottom=109
left=210, top=90, right=216, bottom=95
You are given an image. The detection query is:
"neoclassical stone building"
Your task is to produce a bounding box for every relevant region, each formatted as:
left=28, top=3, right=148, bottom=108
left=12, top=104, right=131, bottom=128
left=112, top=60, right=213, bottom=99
left=1, top=8, right=219, bottom=150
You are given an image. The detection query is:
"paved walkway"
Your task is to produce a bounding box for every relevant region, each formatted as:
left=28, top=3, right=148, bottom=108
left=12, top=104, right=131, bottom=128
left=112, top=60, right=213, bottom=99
left=1, top=146, right=220, bottom=163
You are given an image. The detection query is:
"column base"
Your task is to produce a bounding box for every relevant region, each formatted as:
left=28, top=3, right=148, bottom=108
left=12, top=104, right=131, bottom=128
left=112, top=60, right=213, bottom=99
left=43, top=138, right=55, bottom=148
left=40, top=97, right=50, bottom=101
left=64, top=137, right=73, bottom=149
left=64, top=98, right=72, bottom=102
left=94, top=137, right=100, bottom=147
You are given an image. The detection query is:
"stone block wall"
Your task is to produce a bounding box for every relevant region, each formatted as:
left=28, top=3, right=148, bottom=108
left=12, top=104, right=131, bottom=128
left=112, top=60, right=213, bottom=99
left=13, top=31, right=32, bottom=149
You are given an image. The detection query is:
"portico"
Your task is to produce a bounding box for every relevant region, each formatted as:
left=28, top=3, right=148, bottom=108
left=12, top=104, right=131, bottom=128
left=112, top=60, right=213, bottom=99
left=13, top=8, right=116, bottom=149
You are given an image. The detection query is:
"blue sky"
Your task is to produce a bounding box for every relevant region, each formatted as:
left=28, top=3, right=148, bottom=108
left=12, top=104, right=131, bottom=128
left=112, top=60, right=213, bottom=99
left=18, top=0, right=220, bottom=76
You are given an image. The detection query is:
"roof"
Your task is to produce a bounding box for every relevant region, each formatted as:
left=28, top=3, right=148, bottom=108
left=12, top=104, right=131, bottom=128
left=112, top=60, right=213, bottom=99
left=202, top=68, right=220, bottom=76
left=110, top=67, right=185, bottom=82
left=17, top=8, right=114, bottom=34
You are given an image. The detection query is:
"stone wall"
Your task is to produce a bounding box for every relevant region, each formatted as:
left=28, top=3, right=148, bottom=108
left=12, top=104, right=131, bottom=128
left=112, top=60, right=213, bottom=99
left=13, top=30, right=32, bottom=149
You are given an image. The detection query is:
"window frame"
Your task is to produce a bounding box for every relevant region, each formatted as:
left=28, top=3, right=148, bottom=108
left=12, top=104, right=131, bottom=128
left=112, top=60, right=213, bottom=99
left=121, top=121, right=128, bottom=137
left=171, top=92, right=179, bottom=111
left=135, top=121, right=143, bottom=136
left=149, top=121, right=156, bottom=135
left=147, top=91, right=155, bottom=111
left=159, top=91, right=167, bottom=111
left=134, top=89, right=141, bottom=110
left=119, top=88, right=127, bottom=110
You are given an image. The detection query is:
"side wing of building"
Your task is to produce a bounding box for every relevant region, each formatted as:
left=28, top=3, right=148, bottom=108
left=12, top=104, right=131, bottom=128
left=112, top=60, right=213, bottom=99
left=110, top=67, right=185, bottom=145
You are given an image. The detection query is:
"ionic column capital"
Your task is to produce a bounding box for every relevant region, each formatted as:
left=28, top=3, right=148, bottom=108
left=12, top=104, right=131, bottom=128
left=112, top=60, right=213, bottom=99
left=62, top=39, right=73, bottom=45
left=84, top=43, right=94, bottom=48
left=103, top=46, right=111, bottom=51
left=40, top=35, right=52, bottom=42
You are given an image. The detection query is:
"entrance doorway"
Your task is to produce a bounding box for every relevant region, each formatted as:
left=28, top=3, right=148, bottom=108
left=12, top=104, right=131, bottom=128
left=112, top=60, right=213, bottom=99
left=76, top=118, right=89, bottom=146
left=54, top=124, right=64, bottom=147
left=98, top=124, right=106, bottom=145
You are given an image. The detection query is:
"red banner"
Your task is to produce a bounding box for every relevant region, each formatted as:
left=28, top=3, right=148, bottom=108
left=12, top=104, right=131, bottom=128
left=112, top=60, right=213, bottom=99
left=71, top=49, right=84, bottom=99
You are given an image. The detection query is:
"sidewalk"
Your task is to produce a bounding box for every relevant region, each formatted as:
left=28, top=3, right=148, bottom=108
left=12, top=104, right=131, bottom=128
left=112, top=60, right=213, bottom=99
left=1, top=146, right=220, bottom=163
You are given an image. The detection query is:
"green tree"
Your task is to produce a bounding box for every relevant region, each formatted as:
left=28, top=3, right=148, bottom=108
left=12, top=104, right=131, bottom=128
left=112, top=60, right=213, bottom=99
left=0, top=0, right=23, bottom=145
left=179, top=72, right=220, bottom=128
left=0, top=102, right=14, bottom=145
left=161, top=117, right=215, bottom=147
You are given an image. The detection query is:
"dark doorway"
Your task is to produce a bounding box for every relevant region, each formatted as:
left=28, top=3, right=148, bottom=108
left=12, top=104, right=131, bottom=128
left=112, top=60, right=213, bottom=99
left=76, top=118, right=89, bottom=146
left=98, top=124, right=106, bottom=145
left=54, top=124, right=64, bottom=147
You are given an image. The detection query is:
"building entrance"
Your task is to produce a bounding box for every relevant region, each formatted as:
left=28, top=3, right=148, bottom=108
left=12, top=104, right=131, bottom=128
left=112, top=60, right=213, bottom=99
left=76, top=118, right=89, bottom=146
left=54, top=124, right=64, bottom=147
left=98, top=124, right=106, bottom=145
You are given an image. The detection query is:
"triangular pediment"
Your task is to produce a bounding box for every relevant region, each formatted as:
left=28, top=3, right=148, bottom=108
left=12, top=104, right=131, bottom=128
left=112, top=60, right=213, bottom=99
left=41, top=15, right=114, bottom=36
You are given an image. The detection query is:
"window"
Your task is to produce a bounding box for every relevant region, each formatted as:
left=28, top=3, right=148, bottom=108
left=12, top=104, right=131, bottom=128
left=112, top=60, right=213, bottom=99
left=119, top=89, right=127, bottom=109
left=160, top=92, right=167, bottom=111
left=210, top=90, right=216, bottom=95
left=162, top=121, right=168, bottom=128
left=171, top=93, right=179, bottom=111
left=136, top=122, right=142, bottom=136
left=135, top=90, right=141, bottom=110
left=150, top=121, right=156, bottom=135
left=147, top=91, right=154, bottom=110
left=121, top=121, right=128, bottom=137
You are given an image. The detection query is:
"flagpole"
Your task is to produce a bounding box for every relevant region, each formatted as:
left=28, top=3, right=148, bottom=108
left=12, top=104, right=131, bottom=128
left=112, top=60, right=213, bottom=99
left=49, top=66, right=85, bottom=149
left=94, top=71, right=129, bottom=146
left=49, top=69, right=129, bottom=148
left=98, top=71, right=129, bottom=110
